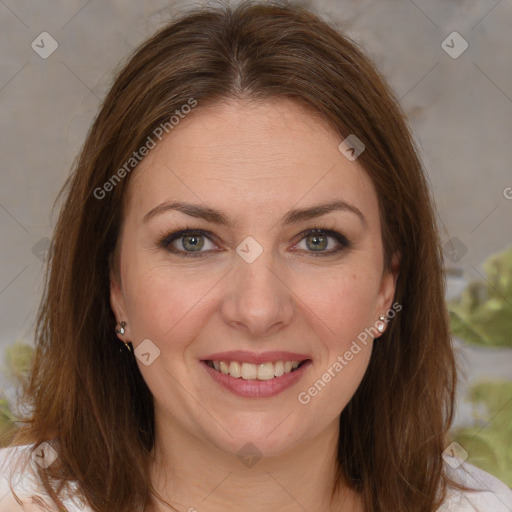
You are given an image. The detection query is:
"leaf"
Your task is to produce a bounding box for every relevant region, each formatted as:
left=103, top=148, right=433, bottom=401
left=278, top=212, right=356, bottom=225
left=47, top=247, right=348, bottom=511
left=449, top=246, right=512, bottom=348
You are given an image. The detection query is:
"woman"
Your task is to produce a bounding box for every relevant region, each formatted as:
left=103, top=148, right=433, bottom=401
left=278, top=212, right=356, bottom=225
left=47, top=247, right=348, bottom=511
left=1, top=2, right=511, bottom=511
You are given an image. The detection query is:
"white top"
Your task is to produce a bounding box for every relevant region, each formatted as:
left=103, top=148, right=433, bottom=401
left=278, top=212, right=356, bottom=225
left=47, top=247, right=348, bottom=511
left=0, top=443, right=511, bottom=511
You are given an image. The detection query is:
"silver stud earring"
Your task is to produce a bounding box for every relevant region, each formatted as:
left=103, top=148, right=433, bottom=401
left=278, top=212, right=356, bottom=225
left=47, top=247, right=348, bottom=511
left=116, top=321, right=126, bottom=335
left=377, top=315, right=387, bottom=333
left=115, top=321, right=133, bottom=353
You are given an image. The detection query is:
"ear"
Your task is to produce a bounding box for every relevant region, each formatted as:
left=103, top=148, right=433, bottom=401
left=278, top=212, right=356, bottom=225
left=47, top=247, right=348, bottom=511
left=375, top=252, right=400, bottom=336
left=110, top=267, right=129, bottom=343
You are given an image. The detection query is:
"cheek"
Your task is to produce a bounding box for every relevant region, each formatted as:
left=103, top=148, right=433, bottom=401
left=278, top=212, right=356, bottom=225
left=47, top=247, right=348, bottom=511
left=121, top=253, right=216, bottom=346
left=294, top=265, right=380, bottom=347
left=296, top=272, right=376, bottom=417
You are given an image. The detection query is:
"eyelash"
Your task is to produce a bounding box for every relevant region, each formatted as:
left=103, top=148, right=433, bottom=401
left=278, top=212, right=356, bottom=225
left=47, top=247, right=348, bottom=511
left=156, top=225, right=351, bottom=258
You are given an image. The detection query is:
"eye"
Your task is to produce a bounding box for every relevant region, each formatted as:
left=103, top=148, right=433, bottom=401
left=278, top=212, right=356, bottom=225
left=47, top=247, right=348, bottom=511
left=158, top=229, right=219, bottom=256
left=157, top=226, right=350, bottom=257
left=292, top=228, right=350, bottom=255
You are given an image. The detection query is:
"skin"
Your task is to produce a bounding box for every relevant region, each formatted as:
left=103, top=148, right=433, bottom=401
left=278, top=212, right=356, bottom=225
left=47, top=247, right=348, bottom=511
left=110, top=98, right=399, bottom=512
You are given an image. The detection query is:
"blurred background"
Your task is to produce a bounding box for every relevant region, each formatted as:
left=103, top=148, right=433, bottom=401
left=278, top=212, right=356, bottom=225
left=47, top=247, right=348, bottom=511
left=1, top=0, right=511, bottom=486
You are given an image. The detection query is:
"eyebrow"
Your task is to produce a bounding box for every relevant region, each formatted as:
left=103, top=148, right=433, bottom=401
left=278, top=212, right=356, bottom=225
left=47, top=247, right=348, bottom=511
left=143, top=199, right=366, bottom=228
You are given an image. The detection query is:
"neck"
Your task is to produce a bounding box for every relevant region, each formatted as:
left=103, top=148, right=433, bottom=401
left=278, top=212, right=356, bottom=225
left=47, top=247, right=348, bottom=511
left=146, top=415, right=362, bottom=512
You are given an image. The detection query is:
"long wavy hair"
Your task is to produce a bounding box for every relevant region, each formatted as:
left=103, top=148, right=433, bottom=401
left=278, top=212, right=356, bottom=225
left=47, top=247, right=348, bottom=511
left=6, top=1, right=469, bottom=510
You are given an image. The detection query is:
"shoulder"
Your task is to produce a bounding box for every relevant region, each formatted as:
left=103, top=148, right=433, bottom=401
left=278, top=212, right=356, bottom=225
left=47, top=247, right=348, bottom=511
left=439, top=460, right=512, bottom=512
left=0, top=443, right=90, bottom=511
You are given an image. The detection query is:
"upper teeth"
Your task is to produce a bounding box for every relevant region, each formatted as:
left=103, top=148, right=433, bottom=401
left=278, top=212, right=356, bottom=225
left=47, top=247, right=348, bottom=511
left=209, top=360, right=301, bottom=380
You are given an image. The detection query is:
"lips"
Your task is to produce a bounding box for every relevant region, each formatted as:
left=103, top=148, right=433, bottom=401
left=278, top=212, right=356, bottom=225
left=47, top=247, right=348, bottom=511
left=200, top=351, right=312, bottom=398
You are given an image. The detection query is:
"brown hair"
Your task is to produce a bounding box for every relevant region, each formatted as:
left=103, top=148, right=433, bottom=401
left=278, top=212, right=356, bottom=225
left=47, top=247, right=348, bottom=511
left=7, top=1, right=470, bottom=510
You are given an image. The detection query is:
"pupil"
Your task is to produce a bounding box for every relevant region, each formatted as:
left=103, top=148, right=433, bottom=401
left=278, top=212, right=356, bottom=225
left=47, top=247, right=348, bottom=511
left=308, top=234, right=327, bottom=251
left=184, top=235, right=203, bottom=251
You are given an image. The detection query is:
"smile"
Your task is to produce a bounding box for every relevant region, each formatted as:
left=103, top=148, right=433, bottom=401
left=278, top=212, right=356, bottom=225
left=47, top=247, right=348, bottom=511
left=201, top=358, right=312, bottom=398
left=205, top=359, right=305, bottom=380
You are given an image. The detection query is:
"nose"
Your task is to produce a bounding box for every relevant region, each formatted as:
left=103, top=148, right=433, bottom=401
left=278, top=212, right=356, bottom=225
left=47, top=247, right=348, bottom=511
left=220, top=246, right=294, bottom=338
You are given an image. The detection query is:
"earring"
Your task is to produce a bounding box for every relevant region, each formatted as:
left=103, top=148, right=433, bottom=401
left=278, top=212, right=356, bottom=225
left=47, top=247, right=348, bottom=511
left=115, top=321, right=133, bottom=353
left=377, top=314, right=387, bottom=333
left=116, top=321, right=126, bottom=335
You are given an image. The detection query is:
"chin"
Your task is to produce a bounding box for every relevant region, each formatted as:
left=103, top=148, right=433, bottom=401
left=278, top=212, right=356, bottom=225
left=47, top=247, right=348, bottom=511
left=200, top=417, right=308, bottom=461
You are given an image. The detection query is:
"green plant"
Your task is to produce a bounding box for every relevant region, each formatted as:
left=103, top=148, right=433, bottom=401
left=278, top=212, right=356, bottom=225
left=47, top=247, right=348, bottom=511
left=449, top=245, right=512, bottom=348
left=452, top=381, right=512, bottom=486
left=448, top=246, right=512, bottom=486
left=0, top=340, right=34, bottom=446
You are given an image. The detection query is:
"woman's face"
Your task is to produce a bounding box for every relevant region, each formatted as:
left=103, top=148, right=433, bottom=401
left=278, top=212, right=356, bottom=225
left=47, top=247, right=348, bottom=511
left=110, top=98, right=399, bottom=458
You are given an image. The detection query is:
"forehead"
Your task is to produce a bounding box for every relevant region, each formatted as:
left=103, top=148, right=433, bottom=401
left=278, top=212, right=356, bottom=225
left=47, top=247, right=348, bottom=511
left=124, top=98, right=378, bottom=224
